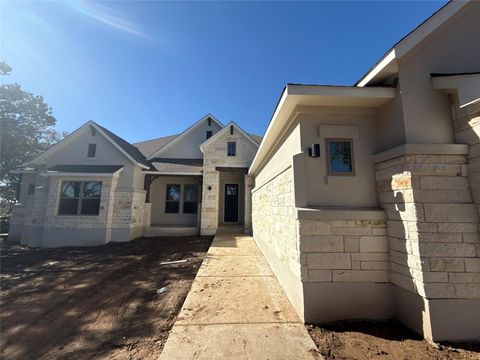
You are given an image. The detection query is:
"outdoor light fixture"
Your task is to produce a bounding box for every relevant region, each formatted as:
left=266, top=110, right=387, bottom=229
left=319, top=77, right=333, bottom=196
left=308, top=143, right=320, bottom=158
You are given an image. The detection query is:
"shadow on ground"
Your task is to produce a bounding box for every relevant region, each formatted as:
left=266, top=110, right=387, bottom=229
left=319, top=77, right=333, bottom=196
left=0, top=236, right=212, bottom=360
left=308, top=320, right=480, bottom=360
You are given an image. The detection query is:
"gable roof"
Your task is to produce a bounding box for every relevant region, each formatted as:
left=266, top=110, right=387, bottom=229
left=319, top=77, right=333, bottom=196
left=147, top=158, right=203, bottom=175
left=94, top=122, right=150, bottom=168
left=199, top=121, right=260, bottom=152
left=356, top=1, right=470, bottom=87
left=148, top=114, right=224, bottom=159
left=23, top=121, right=150, bottom=169
left=133, top=134, right=178, bottom=158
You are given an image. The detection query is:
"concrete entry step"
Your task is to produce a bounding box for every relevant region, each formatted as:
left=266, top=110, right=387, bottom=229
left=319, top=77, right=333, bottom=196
left=159, top=230, right=320, bottom=360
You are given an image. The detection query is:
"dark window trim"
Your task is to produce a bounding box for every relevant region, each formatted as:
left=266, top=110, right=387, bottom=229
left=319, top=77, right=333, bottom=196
left=165, top=184, right=181, bottom=213
left=227, top=142, right=236, bottom=156
left=87, top=143, right=97, bottom=158
left=58, top=181, right=103, bottom=216
left=325, top=138, right=355, bottom=176
left=27, top=183, right=35, bottom=195
left=183, top=184, right=199, bottom=214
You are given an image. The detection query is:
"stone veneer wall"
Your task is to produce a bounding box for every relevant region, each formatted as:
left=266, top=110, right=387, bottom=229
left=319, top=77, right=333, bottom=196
left=111, top=188, right=147, bottom=241
left=252, top=167, right=299, bottom=278
left=251, top=166, right=305, bottom=314
left=244, top=175, right=254, bottom=233
left=297, top=211, right=393, bottom=322
left=451, top=95, right=480, bottom=218
left=375, top=152, right=480, bottom=341
left=299, top=218, right=388, bottom=284
left=201, top=128, right=258, bottom=235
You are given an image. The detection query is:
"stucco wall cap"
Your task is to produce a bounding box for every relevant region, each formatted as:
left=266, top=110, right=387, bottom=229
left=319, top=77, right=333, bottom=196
left=296, top=207, right=386, bottom=221
left=373, top=144, right=469, bottom=164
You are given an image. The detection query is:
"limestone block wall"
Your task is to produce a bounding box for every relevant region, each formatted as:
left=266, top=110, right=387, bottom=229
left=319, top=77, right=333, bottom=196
left=244, top=175, right=254, bottom=233
left=201, top=128, right=258, bottom=235
left=375, top=151, right=480, bottom=341
left=298, top=217, right=389, bottom=284
left=44, top=176, right=117, bottom=230
left=296, top=209, right=393, bottom=322
left=375, top=153, right=479, bottom=299
left=451, top=96, right=480, bottom=217
left=252, top=166, right=299, bottom=278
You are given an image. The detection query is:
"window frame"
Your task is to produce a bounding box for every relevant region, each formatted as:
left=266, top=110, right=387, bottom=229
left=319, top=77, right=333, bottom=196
left=227, top=142, right=236, bottom=156
left=325, top=138, right=355, bottom=176
left=87, top=143, right=97, bottom=158
left=165, top=184, right=181, bottom=214
left=27, top=183, right=35, bottom=196
left=183, top=184, right=199, bottom=214
left=58, top=181, right=103, bottom=216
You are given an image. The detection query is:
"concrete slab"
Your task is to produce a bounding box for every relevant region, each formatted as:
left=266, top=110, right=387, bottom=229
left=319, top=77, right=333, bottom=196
left=176, top=276, right=299, bottom=325
left=197, top=254, right=273, bottom=277
left=159, top=229, right=321, bottom=360
left=160, top=323, right=319, bottom=360
left=208, top=239, right=263, bottom=256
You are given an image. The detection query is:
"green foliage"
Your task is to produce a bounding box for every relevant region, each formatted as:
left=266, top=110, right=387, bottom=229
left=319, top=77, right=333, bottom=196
left=0, top=61, right=64, bottom=209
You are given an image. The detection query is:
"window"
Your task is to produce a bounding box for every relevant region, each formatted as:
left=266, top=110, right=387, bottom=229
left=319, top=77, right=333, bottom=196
left=326, top=139, right=354, bottom=175
left=27, top=183, right=35, bottom=195
left=165, top=184, right=180, bottom=213
left=227, top=142, right=236, bottom=156
left=183, top=184, right=199, bottom=214
left=87, top=144, right=96, bottom=158
left=206, top=131, right=213, bottom=140
left=58, top=181, right=102, bottom=215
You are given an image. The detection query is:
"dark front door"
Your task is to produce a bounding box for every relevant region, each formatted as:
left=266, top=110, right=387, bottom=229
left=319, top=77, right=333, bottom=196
left=224, top=184, right=239, bottom=222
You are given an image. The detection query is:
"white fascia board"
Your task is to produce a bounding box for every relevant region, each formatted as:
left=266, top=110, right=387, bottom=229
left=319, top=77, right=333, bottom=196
left=92, top=124, right=150, bottom=169
left=199, top=122, right=260, bottom=150
left=432, top=74, right=480, bottom=108
left=143, top=171, right=203, bottom=176
left=23, top=121, right=149, bottom=170
left=22, top=121, right=95, bottom=166
left=42, top=171, right=122, bottom=178
left=394, top=0, right=468, bottom=59
left=249, top=87, right=289, bottom=176
left=357, top=1, right=468, bottom=87
left=148, top=114, right=224, bottom=159
left=357, top=50, right=396, bottom=87
left=248, top=85, right=395, bottom=176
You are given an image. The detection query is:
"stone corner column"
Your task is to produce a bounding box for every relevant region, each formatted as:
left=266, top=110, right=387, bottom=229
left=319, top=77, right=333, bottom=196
left=374, top=145, right=480, bottom=342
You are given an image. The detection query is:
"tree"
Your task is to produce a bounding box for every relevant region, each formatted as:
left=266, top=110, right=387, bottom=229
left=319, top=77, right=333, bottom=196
left=0, top=61, right=65, bottom=211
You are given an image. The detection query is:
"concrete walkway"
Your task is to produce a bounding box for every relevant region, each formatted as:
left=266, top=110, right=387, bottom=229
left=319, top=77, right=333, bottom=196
left=159, top=227, right=320, bottom=360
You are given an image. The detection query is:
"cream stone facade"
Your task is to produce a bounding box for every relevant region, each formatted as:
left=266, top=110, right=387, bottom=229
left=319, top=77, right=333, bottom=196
left=6, top=0, right=480, bottom=344
left=249, top=1, right=480, bottom=342
left=9, top=116, right=261, bottom=247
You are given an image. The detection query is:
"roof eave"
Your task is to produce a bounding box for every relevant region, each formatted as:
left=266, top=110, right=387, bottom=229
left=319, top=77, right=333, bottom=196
left=248, top=85, right=395, bottom=176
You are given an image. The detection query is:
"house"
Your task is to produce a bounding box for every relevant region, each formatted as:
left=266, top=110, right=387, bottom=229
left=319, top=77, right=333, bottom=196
left=248, top=0, right=479, bottom=342
left=8, top=114, right=260, bottom=247
left=7, top=0, right=480, bottom=343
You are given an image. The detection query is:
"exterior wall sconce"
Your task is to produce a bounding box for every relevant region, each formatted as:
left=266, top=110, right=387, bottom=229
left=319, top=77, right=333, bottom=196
left=208, top=186, right=212, bottom=190
left=308, top=143, right=321, bottom=158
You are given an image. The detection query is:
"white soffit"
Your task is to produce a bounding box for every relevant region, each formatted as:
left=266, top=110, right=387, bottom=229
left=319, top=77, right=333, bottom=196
left=356, top=1, right=469, bottom=87
left=248, top=85, right=394, bottom=175
left=432, top=74, right=480, bottom=108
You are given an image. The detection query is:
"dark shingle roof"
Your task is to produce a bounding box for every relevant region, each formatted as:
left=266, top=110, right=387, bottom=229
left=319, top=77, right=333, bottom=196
left=149, top=158, right=203, bottom=174
left=248, top=133, right=262, bottom=144
left=46, top=165, right=124, bottom=174
left=133, top=135, right=178, bottom=158
left=94, top=123, right=150, bottom=168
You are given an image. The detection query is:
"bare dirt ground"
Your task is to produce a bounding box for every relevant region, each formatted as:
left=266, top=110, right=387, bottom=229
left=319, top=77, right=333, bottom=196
left=0, top=236, right=212, bottom=360
left=308, top=321, right=480, bottom=360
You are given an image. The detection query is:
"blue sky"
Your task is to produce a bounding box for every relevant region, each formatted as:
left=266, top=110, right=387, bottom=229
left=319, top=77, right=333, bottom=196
left=2, top=1, right=447, bottom=143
